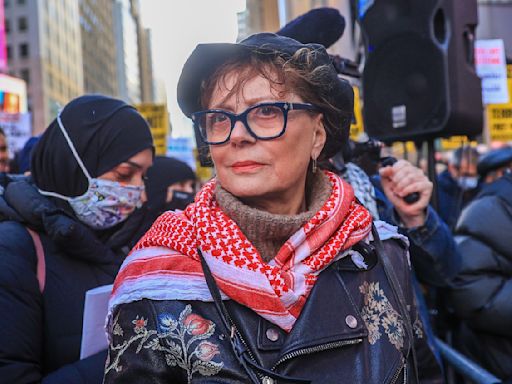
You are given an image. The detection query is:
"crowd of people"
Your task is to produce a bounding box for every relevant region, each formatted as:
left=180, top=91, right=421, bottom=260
left=0, top=29, right=511, bottom=384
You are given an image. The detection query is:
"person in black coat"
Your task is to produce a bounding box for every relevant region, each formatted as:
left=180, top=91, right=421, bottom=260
left=449, top=148, right=512, bottom=381
left=123, top=156, right=197, bottom=249
left=0, top=95, right=154, bottom=383
left=145, top=156, right=196, bottom=214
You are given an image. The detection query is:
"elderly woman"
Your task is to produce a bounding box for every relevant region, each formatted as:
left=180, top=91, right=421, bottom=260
left=104, top=34, right=440, bottom=383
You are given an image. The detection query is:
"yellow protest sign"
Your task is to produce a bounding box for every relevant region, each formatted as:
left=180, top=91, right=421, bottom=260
left=135, top=103, right=170, bottom=155
left=391, top=141, right=417, bottom=157
left=349, top=85, right=365, bottom=141
left=440, top=136, right=477, bottom=151
left=486, top=64, right=512, bottom=142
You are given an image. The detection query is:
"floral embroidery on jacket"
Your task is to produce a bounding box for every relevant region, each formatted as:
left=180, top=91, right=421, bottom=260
left=359, top=281, right=405, bottom=350
left=105, top=305, right=223, bottom=383
left=413, top=316, right=424, bottom=339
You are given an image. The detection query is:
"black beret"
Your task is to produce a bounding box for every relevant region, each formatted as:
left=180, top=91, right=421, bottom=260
left=177, top=32, right=352, bottom=118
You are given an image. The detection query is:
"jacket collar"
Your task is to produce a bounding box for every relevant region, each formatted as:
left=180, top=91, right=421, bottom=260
left=257, top=262, right=368, bottom=358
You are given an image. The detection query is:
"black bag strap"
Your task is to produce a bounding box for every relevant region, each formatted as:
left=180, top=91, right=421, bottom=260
left=198, top=248, right=311, bottom=384
left=371, top=225, right=420, bottom=384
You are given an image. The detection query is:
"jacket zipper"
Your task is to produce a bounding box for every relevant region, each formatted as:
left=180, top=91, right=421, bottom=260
left=389, top=357, right=407, bottom=384
left=225, top=311, right=364, bottom=382
left=271, top=338, right=363, bottom=371
left=225, top=314, right=264, bottom=381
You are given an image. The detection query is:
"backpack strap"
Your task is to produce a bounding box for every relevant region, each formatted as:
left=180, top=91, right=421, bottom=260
left=26, top=228, right=46, bottom=293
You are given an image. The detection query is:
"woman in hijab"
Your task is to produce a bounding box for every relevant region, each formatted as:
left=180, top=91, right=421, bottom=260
left=0, top=95, right=153, bottom=383
left=104, top=34, right=441, bottom=383
left=145, top=156, right=196, bottom=214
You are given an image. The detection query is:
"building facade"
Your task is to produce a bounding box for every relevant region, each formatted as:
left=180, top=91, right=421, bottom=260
left=79, top=0, right=118, bottom=97
left=113, top=0, right=140, bottom=104
left=237, top=0, right=280, bottom=41
left=5, top=0, right=84, bottom=134
left=138, top=26, right=154, bottom=102
left=477, top=0, right=512, bottom=59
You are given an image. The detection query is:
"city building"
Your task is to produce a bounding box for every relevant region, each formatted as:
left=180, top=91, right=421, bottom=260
left=237, top=0, right=280, bottom=41
left=79, top=0, right=118, bottom=97
left=138, top=25, right=154, bottom=102
left=238, top=0, right=358, bottom=60
left=5, top=0, right=84, bottom=134
left=113, top=0, right=141, bottom=104
left=478, top=0, right=512, bottom=58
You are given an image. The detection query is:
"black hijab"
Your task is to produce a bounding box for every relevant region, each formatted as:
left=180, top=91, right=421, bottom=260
left=145, top=156, right=196, bottom=211
left=31, top=94, right=154, bottom=197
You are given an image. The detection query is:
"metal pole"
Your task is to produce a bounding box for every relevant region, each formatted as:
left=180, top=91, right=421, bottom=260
left=427, top=139, right=439, bottom=211
left=435, top=337, right=502, bottom=384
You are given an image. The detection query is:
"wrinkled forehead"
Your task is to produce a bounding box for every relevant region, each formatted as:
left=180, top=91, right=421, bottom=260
left=202, top=61, right=291, bottom=109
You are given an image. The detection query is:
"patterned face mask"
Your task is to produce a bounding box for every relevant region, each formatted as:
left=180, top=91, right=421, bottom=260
left=39, top=113, right=144, bottom=229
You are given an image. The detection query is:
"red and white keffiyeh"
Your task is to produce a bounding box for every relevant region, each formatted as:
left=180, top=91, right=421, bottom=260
left=108, top=171, right=372, bottom=332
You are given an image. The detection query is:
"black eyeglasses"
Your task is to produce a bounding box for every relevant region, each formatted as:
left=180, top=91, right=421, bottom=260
left=191, top=102, right=320, bottom=145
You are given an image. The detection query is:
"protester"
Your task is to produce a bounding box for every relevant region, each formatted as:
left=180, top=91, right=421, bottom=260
left=9, top=136, right=41, bottom=174
left=449, top=146, right=512, bottom=380
left=330, top=145, right=460, bottom=289
left=476, top=145, right=512, bottom=184
left=437, top=146, right=480, bottom=230
left=0, top=127, right=10, bottom=173
left=104, top=33, right=441, bottom=383
left=0, top=95, right=153, bottom=383
left=123, top=156, right=197, bottom=248
left=145, top=156, right=196, bottom=213
left=375, top=160, right=460, bottom=289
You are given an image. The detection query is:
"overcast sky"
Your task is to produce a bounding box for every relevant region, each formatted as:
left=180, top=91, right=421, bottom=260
left=139, top=0, right=246, bottom=137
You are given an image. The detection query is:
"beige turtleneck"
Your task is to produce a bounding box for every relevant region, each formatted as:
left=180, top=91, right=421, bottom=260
left=215, top=171, right=332, bottom=262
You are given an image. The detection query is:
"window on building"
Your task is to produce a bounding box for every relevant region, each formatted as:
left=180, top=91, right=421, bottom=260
left=6, top=45, right=11, bottom=60
left=4, top=0, right=10, bottom=7
left=17, top=0, right=26, bottom=5
left=5, top=19, right=10, bottom=34
left=20, top=68, right=30, bottom=85
left=19, top=43, right=29, bottom=58
left=18, top=17, right=28, bottom=32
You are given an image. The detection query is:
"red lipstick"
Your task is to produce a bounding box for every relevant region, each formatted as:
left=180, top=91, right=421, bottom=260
left=231, top=161, right=264, bottom=173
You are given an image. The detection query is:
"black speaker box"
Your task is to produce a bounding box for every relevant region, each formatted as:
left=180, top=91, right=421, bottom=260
left=360, top=0, right=483, bottom=142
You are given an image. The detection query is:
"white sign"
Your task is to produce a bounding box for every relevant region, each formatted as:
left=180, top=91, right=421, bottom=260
left=167, top=137, right=196, bottom=171
left=475, top=39, right=509, bottom=104
left=0, top=112, right=31, bottom=157
left=80, top=284, right=112, bottom=360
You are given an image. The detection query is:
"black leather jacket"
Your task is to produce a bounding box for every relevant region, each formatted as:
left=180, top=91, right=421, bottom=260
left=104, top=233, right=442, bottom=383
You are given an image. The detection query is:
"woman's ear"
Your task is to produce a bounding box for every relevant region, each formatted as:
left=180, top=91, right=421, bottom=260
left=311, top=114, right=327, bottom=160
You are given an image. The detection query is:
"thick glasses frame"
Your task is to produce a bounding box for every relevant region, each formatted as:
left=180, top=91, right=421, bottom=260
left=191, top=102, right=320, bottom=145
